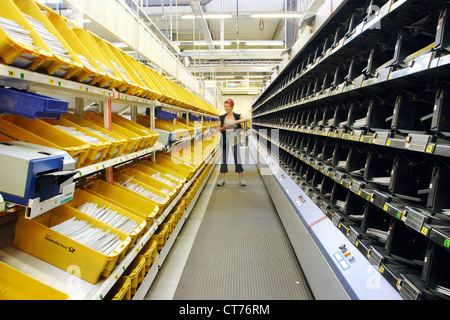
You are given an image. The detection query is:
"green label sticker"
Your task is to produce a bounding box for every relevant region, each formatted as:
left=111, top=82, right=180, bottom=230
left=444, top=239, right=450, bottom=248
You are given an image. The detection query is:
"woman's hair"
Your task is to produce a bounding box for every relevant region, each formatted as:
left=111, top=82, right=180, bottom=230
left=224, top=99, right=234, bottom=108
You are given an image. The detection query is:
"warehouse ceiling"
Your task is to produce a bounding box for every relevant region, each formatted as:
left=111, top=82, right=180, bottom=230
left=40, top=0, right=313, bottom=97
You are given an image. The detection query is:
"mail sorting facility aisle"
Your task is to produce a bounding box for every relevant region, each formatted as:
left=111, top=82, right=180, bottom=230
left=145, top=145, right=314, bottom=300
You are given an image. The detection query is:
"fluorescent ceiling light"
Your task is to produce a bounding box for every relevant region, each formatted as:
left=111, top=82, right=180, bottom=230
left=176, top=41, right=233, bottom=46
left=182, top=14, right=233, bottom=20
left=251, top=12, right=303, bottom=18
left=244, top=40, right=285, bottom=46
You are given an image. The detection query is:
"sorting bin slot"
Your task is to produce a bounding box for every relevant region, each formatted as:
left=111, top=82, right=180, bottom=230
left=305, top=165, right=315, bottom=185
left=331, top=181, right=349, bottom=211
left=312, top=138, right=325, bottom=158
left=344, top=191, right=367, bottom=223
left=423, top=243, right=450, bottom=299
left=432, top=88, right=450, bottom=137
left=320, top=174, right=334, bottom=199
left=426, top=163, right=450, bottom=214
left=312, top=170, right=323, bottom=192
left=364, top=150, right=395, bottom=187
left=320, top=141, right=335, bottom=163
left=391, top=90, right=436, bottom=135
left=333, top=103, right=351, bottom=128
left=393, top=10, right=439, bottom=69
left=386, top=219, right=428, bottom=269
left=348, top=100, right=369, bottom=130
left=361, top=202, right=392, bottom=244
left=366, top=96, right=396, bottom=132
left=388, top=153, right=434, bottom=203
left=331, top=142, right=349, bottom=169
left=346, top=144, right=369, bottom=177
left=434, top=4, right=450, bottom=55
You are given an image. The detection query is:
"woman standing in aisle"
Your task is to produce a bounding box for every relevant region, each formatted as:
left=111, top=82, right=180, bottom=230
left=217, top=99, right=250, bottom=186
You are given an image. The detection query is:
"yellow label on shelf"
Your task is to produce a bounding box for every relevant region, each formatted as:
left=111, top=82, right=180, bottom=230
left=379, top=266, right=385, bottom=273
left=426, top=145, right=434, bottom=153
left=8, top=70, right=15, bottom=77
left=49, top=79, right=55, bottom=85
left=386, top=140, right=391, bottom=146
left=355, top=241, right=359, bottom=247
left=383, top=204, right=389, bottom=212
left=421, top=226, right=429, bottom=236
left=358, top=190, right=362, bottom=196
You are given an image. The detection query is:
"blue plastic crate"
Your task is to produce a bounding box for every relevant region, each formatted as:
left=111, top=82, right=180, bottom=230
left=155, top=107, right=177, bottom=120
left=0, top=87, right=69, bottom=120
left=189, top=114, right=201, bottom=121
left=181, top=113, right=201, bottom=121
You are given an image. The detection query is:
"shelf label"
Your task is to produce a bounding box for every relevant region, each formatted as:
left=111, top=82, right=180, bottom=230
left=8, top=70, right=15, bottom=77
left=421, top=226, right=429, bottom=236
left=444, top=239, right=450, bottom=248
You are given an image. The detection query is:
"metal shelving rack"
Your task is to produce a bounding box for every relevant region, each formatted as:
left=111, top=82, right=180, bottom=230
left=251, top=0, right=450, bottom=300
left=0, top=52, right=220, bottom=299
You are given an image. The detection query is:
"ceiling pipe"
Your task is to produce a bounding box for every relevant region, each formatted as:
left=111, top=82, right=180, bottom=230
left=190, top=0, right=215, bottom=50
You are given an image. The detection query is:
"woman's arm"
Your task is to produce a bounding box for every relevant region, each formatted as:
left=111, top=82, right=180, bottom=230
left=217, top=118, right=229, bottom=132
left=236, top=115, right=250, bottom=124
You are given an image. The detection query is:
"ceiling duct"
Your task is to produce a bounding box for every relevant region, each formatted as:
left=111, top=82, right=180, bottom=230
left=190, top=1, right=215, bottom=50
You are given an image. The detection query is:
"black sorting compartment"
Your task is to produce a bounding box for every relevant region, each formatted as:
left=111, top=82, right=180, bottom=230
left=348, top=99, right=370, bottom=130
left=391, top=9, right=439, bottom=70
left=364, top=149, right=396, bottom=188
left=362, top=41, right=397, bottom=80
left=305, top=136, right=316, bottom=156
left=388, top=153, right=434, bottom=204
left=320, top=140, right=335, bottom=162
left=361, top=202, right=392, bottom=245
left=391, top=89, right=436, bottom=136
left=312, top=169, right=324, bottom=192
left=346, top=144, right=369, bottom=177
left=298, top=135, right=309, bottom=154
left=426, top=162, right=450, bottom=215
left=331, top=64, right=348, bottom=90
left=423, top=242, right=450, bottom=299
left=320, top=174, right=335, bottom=199
left=331, top=142, right=350, bottom=169
left=333, top=103, right=351, bottom=128
left=432, top=88, right=450, bottom=138
left=305, top=165, right=316, bottom=185
left=343, top=191, right=368, bottom=223
left=299, top=161, right=309, bottom=180
left=345, top=54, right=368, bottom=86
left=321, top=105, right=336, bottom=127
left=330, top=181, right=349, bottom=212
left=312, top=138, right=325, bottom=158
left=386, top=219, right=429, bottom=270
left=366, top=95, right=396, bottom=133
